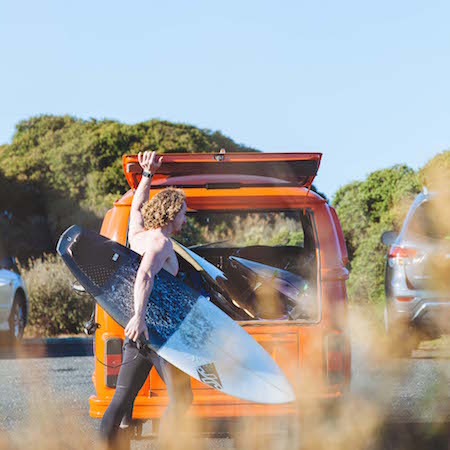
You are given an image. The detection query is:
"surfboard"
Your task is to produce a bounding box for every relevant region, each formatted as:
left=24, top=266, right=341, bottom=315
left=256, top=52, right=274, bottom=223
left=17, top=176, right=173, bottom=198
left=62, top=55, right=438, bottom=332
left=228, top=256, right=317, bottom=320
left=171, top=240, right=255, bottom=320
left=173, top=242, right=315, bottom=321
left=57, top=225, right=295, bottom=404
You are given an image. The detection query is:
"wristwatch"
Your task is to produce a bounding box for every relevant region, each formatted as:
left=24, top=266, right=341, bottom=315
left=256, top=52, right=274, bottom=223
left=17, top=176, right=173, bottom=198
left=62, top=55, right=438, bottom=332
left=142, top=170, right=153, bottom=178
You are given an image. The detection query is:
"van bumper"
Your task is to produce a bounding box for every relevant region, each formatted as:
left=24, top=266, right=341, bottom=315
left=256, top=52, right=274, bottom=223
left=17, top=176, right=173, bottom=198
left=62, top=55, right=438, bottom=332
left=89, top=391, right=344, bottom=420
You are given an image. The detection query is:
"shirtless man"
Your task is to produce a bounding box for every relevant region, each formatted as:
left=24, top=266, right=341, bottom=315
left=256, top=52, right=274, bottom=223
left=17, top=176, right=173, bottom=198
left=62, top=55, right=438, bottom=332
left=100, top=151, right=193, bottom=448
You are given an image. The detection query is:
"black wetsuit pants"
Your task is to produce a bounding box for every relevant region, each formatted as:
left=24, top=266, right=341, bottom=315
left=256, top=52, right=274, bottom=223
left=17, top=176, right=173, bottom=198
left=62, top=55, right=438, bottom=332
left=100, top=337, right=193, bottom=445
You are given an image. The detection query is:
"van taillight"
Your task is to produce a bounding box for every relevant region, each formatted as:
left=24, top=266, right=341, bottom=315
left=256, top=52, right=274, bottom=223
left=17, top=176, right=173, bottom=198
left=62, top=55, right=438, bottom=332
left=105, top=338, right=123, bottom=388
left=324, top=333, right=345, bottom=385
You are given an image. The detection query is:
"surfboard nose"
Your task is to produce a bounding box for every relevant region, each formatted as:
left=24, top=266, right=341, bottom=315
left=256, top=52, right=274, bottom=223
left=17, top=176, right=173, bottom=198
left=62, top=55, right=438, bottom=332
left=234, top=350, right=296, bottom=404
left=272, top=375, right=296, bottom=404
left=255, top=371, right=296, bottom=404
left=269, top=388, right=296, bottom=404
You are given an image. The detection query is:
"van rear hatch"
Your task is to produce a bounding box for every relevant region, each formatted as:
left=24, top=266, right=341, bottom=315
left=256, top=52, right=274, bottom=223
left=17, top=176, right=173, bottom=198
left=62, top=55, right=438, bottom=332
left=123, top=152, right=321, bottom=190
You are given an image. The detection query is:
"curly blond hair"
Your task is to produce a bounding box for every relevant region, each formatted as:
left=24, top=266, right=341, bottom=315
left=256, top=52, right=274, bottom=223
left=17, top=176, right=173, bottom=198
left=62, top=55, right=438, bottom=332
left=141, top=187, right=186, bottom=229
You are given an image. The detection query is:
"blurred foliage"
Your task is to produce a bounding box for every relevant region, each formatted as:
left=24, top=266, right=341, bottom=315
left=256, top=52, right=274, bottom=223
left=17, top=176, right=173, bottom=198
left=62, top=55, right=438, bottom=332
left=0, top=170, right=54, bottom=258
left=20, top=254, right=93, bottom=336
left=0, top=114, right=258, bottom=258
left=2, top=113, right=449, bottom=334
left=0, top=115, right=257, bottom=205
left=418, top=150, right=450, bottom=192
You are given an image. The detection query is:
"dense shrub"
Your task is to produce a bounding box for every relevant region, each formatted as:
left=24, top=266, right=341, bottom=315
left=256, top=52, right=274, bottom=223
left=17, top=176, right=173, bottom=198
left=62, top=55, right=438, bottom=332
left=21, top=254, right=93, bottom=336
left=0, top=115, right=258, bottom=258
left=4, top=114, right=450, bottom=336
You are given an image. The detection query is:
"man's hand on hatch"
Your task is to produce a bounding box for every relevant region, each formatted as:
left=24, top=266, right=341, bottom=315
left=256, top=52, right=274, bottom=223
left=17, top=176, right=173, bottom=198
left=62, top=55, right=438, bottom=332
left=138, top=151, right=163, bottom=174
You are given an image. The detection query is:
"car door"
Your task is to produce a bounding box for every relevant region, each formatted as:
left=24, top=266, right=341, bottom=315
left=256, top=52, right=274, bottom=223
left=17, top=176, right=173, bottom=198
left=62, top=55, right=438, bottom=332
left=0, top=267, right=14, bottom=325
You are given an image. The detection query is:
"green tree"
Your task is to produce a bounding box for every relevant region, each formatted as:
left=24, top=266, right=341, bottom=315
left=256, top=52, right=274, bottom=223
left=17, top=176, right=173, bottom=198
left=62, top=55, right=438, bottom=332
left=0, top=115, right=259, bottom=256
left=0, top=115, right=259, bottom=213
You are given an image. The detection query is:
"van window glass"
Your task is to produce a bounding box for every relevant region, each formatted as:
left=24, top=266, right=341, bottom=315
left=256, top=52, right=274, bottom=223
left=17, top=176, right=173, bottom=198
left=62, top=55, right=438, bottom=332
left=174, top=209, right=319, bottom=323
left=179, top=210, right=310, bottom=248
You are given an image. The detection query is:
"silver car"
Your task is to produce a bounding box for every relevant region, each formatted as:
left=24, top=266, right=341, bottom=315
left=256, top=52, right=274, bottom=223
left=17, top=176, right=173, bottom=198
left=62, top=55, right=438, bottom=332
left=381, top=189, right=450, bottom=355
left=0, top=256, right=29, bottom=341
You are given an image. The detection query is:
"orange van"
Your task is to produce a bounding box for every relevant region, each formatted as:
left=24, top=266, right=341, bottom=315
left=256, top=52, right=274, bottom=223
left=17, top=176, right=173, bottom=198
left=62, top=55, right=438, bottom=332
left=88, top=151, right=351, bottom=430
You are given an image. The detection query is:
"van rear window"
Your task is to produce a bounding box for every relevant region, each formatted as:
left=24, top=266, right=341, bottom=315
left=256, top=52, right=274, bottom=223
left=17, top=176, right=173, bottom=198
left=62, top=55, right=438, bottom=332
left=176, top=209, right=319, bottom=323
left=182, top=210, right=307, bottom=248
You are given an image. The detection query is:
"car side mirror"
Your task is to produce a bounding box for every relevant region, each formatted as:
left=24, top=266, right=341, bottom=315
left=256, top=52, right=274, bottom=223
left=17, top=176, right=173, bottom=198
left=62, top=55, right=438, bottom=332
left=381, top=231, right=398, bottom=246
left=72, top=281, right=87, bottom=295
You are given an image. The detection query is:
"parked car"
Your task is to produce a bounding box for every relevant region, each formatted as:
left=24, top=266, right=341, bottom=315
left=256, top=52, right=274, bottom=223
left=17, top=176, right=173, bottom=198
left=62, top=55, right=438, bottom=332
left=381, top=189, right=450, bottom=355
left=0, top=255, right=29, bottom=340
left=87, top=151, right=351, bottom=432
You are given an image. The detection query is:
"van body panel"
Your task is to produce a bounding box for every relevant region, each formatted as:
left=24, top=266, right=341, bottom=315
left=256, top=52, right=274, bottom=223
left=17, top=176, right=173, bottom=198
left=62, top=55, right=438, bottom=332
left=90, top=153, right=350, bottom=420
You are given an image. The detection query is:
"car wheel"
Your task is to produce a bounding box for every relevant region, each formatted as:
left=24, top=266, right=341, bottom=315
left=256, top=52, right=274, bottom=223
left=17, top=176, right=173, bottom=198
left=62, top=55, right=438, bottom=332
left=9, top=294, right=26, bottom=342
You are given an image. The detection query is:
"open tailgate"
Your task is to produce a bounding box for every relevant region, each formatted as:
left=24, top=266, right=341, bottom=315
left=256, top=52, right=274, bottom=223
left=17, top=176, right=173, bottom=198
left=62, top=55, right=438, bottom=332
left=123, top=152, right=322, bottom=190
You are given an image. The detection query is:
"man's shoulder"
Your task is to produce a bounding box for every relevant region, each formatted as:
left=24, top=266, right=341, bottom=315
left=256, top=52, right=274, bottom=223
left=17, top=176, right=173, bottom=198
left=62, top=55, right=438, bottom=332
left=143, top=231, right=171, bottom=252
left=130, top=229, right=170, bottom=255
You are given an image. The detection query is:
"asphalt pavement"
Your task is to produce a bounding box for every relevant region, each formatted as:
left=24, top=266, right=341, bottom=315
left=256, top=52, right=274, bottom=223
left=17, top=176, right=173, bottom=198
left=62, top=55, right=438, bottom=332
left=1, top=334, right=449, bottom=449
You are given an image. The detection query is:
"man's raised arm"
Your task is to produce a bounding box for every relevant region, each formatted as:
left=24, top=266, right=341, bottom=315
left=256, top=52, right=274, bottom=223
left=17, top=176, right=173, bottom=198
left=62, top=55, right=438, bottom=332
left=129, top=151, right=163, bottom=240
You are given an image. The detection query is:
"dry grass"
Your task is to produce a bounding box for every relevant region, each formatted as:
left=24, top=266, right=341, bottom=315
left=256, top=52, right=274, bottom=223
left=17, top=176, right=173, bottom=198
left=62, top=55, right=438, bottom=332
left=3, top=304, right=448, bottom=450
left=20, top=254, right=92, bottom=336
left=4, top=190, right=449, bottom=449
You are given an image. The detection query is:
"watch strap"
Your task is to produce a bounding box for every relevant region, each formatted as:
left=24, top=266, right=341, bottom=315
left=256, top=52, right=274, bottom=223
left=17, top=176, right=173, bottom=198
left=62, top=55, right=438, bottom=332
left=142, top=170, right=153, bottom=179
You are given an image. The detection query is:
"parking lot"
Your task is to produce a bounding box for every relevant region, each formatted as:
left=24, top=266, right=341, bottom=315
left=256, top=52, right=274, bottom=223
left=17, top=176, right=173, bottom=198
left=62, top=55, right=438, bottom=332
left=1, top=315, right=449, bottom=449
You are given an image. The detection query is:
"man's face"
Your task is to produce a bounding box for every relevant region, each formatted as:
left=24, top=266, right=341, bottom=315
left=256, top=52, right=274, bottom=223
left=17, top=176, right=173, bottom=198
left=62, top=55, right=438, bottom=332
left=172, top=202, right=187, bottom=234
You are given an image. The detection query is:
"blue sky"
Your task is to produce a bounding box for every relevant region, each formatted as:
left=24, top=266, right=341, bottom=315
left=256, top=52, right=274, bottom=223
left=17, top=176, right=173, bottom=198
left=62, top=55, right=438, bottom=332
left=1, top=0, right=449, bottom=198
